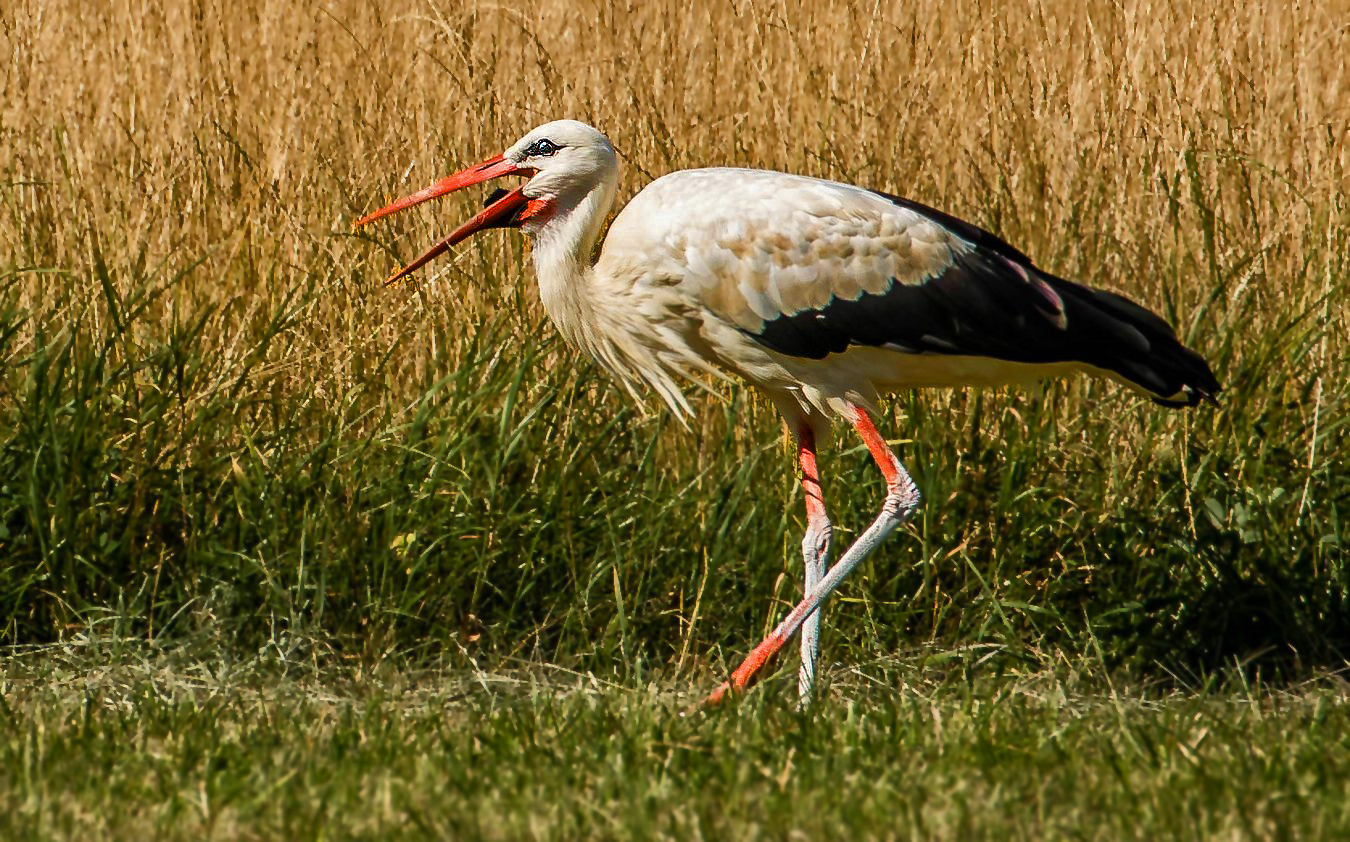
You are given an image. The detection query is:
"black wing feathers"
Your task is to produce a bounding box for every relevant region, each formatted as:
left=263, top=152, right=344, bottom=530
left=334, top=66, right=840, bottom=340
left=750, top=193, right=1221, bottom=407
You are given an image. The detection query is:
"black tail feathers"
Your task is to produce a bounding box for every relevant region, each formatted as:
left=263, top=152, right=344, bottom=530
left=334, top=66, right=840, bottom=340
left=1044, top=275, right=1222, bottom=408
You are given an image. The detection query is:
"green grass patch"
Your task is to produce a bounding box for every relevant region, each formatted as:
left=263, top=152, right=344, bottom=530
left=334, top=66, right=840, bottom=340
left=3, top=648, right=1349, bottom=840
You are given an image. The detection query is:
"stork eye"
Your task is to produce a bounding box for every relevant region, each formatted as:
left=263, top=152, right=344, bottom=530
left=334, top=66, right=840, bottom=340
left=527, top=139, right=560, bottom=157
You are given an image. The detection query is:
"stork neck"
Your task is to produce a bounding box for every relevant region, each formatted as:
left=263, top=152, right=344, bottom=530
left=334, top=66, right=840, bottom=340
left=528, top=178, right=616, bottom=341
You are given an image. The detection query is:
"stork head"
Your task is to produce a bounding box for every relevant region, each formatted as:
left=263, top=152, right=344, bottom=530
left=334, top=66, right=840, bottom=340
left=354, top=120, right=618, bottom=285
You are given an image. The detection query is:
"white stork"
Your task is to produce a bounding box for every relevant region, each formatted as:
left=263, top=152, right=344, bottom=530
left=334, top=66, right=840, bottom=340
left=355, top=120, right=1220, bottom=706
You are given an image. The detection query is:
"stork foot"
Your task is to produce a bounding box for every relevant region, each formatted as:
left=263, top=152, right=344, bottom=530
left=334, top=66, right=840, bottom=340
left=700, top=627, right=790, bottom=708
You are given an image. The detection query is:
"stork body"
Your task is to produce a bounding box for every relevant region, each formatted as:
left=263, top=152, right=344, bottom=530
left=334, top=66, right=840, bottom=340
left=356, top=121, right=1220, bottom=704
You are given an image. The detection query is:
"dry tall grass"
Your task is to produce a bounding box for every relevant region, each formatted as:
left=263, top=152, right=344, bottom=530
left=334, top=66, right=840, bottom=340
left=3, top=0, right=1345, bottom=414
left=0, top=0, right=1346, bottom=665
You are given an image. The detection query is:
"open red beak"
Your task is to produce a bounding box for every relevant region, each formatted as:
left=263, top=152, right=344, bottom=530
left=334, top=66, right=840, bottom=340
left=353, top=153, right=534, bottom=286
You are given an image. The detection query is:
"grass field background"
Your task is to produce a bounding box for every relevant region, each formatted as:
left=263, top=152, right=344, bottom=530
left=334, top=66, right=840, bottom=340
left=1, top=0, right=1348, bottom=836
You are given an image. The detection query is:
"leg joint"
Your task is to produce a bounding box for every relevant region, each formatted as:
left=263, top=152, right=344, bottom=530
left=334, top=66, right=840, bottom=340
left=884, top=476, right=922, bottom=518
left=802, top=518, right=833, bottom=559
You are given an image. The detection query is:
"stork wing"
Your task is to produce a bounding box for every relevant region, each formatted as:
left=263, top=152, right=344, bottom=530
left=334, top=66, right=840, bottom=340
left=610, top=168, right=1218, bottom=406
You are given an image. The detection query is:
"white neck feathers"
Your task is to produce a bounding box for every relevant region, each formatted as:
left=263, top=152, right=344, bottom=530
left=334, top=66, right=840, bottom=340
left=528, top=179, right=614, bottom=346
left=523, top=178, right=695, bottom=418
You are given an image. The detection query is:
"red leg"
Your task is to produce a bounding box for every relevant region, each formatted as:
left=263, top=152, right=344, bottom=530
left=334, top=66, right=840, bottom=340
left=704, top=407, right=920, bottom=707
left=798, top=424, right=827, bottom=524
left=795, top=423, right=832, bottom=701
left=854, top=410, right=904, bottom=487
